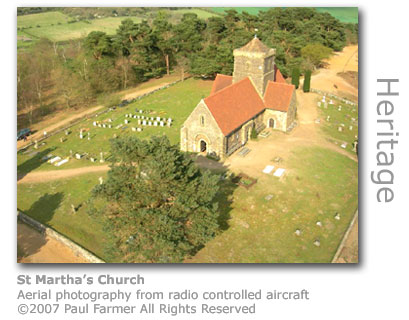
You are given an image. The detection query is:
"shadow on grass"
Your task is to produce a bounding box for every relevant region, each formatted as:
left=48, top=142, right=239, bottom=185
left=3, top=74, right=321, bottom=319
left=195, top=155, right=237, bottom=231
left=17, top=147, right=55, bottom=181
left=17, top=192, right=64, bottom=262
left=24, top=192, right=64, bottom=225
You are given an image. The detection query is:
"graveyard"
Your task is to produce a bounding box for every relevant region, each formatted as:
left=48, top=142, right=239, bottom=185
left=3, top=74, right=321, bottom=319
left=17, top=35, right=358, bottom=262
left=17, top=78, right=213, bottom=175
left=17, top=78, right=358, bottom=263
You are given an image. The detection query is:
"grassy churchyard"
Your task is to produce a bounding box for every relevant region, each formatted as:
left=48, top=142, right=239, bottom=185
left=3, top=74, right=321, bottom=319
left=17, top=78, right=358, bottom=263
left=17, top=78, right=213, bottom=174
left=317, top=97, right=358, bottom=154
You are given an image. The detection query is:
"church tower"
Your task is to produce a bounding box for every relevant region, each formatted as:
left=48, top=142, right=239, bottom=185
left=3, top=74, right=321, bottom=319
left=233, top=36, right=276, bottom=97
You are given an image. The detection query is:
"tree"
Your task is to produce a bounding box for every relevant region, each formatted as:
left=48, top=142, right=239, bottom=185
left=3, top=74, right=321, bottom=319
left=88, top=136, right=220, bottom=263
left=303, top=70, right=311, bottom=92
left=152, top=11, right=174, bottom=76
left=291, top=67, right=300, bottom=89
left=301, top=43, right=332, bottom=68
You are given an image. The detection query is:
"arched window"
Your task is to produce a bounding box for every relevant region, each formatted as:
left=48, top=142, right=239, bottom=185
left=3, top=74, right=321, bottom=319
left=200, top=115, right=205, bottom=126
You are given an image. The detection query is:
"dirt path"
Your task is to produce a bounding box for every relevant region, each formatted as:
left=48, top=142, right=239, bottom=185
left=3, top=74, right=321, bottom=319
left=309, top=45, right=358, bottom=100
left=18, top=165, right=109, bottom=184
left=17, top=222, right=88, bottom=263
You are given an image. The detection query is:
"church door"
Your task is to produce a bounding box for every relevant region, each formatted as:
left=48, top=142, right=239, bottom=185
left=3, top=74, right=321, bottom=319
left=268, top=118, right=275, bottom=128
left=200, top=140, right=207, bottom=153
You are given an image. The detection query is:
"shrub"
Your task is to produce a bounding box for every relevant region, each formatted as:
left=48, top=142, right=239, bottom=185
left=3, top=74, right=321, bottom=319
left=250, top=127, right=258, bottom=140
left=303, top=70, right=311, bottom=92
left=291, top=68, right=300, bottom=89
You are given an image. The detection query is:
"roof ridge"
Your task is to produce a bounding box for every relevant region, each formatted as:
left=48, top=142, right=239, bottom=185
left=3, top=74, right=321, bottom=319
left=205, top=77, right=251, bottom=100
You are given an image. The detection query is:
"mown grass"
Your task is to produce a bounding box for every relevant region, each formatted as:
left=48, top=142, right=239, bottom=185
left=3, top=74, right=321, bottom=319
left=17, top=78, right=213, bottom=174
left=17, top=9, right=218, bottom=46
left=189, top=146, right=358, bottom=263
left=317, top=97, right=358, bottom=154
left=17, top=172, right=108, bottom=260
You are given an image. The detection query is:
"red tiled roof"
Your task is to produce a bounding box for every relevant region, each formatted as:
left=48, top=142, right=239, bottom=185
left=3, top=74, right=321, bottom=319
left=209, top=74, right=233, bottom=95
left=204, top=77, right=265, bottom=136
left=264, top=81, right=295, bottom=112
left=275, top=69, right=286, bottom=84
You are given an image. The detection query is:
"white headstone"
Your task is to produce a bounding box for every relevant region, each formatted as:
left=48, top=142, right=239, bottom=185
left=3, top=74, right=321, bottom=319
left=160, top=121, right=164, bottom=127
left=314, top=240, right=321, bottom=247
left=99, top=176, right=103, bottom=185
left=137, top=127, right=142, bottom=132
left=132, top=127, right=136, bottom=132
left=156, top=117, right=161, bottom=121
left=142, top=120, right=147, bottom=126
left=316, top=221, right=322, bottom=227
left=148, top=121, right=152, bottom=126
left=154, top=121, right=158, bottom=126
left=295, top=229, right=301, bottom=236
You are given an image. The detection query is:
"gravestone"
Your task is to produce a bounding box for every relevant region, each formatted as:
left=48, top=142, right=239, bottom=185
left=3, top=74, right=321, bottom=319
left=349, top=125, right=353, bottom=130
left=314, top=240, right=321, bottom=247
left=335, top=213, right=341, bottom=220
left=93, top=121, right=97, bottom=126
left=142, top=120, right=147, bottom=126
left=148, top=121, right=152, bottom=126
left=295, top=229, right=301, bottom=236
left=156, top=117, right=161, bottom=121
left=34, top=140, right=38, bottom=149
left=316, top=221, right=322, bottom=227
left=132, top=127, right=136, bottom=132
left=100, top=152, right=104, bottom=163
left=160, top=121, right=164, bottom=127
left=138, top=120, right=141, bottom=125
left=65, top=130, right=69, bottom=135
left=154, top=121, right=158, bottom=126
left=60, top=137, right=64, bottom=143
left=71, top=204, right=76, bottom=214
left=338, top=126, right=343, bottom=132
left=137, top=127, right=142, bottom=132
left=99, top=176, right=103, bottom=185
left=88, top=132, right=91, bottom=140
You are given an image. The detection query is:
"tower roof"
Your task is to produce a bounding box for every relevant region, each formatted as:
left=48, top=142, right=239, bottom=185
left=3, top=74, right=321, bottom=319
left=236, top=37, right=271, bottom=54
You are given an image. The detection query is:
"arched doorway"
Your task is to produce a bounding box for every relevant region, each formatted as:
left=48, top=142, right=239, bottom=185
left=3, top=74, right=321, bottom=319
left=200, top=140, right=207, bottom=152
left=268, top=118, right=275, bottom=128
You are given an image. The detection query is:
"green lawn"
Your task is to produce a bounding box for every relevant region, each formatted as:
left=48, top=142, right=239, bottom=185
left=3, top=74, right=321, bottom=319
left=17, top=78, right=213, bottom=174
left=317, top=97, right=358, bottom=154
left=17, top=11, right=70, bottom=28
left=17, top=172, right=108, bottom=260
left=17, top=9, right=218, bottom=46
left=189, top=146, right=358, bottom=263
left=19, top=16, right=142, bottom=42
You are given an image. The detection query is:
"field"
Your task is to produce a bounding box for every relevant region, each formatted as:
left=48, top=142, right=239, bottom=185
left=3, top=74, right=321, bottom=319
left=17, top=78, right=213, bottom=175
left=211, top=7, right=358, bottom=23
left=17, top=9, right=218, bottom=47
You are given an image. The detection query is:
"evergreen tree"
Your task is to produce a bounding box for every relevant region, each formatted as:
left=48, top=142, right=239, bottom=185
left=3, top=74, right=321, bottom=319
left=303, top=70, right=311, bottom=92
left=88, top=136, right=220, bottom=263
left=291, top=67, right=300, bottom=89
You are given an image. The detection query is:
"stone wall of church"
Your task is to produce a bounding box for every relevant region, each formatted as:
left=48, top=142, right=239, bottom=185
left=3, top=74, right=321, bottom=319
left=180, top=100, right=224, bottom=156
left=263, top=109, right=288, bottom=131
left=286, top=91, right=297, bottom=128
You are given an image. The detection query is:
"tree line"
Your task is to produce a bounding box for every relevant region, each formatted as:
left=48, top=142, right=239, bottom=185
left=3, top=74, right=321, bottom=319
left=17, top=8, right=357, bottom=127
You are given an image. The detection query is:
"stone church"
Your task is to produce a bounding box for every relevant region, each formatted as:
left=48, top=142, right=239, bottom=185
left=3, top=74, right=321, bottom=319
left=180, top=37, right=297, bottom=158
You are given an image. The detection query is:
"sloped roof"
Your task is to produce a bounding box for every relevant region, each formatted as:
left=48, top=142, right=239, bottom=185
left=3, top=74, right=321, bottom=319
left=204, top=77, right=265, bottom=136
left=209, top=74, right=233, bottom=95
left=264, top=81, right=295, bottom=112
left=275, top=69, right=286, bottom=84
left=236, top=37, right=271, bottom=54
